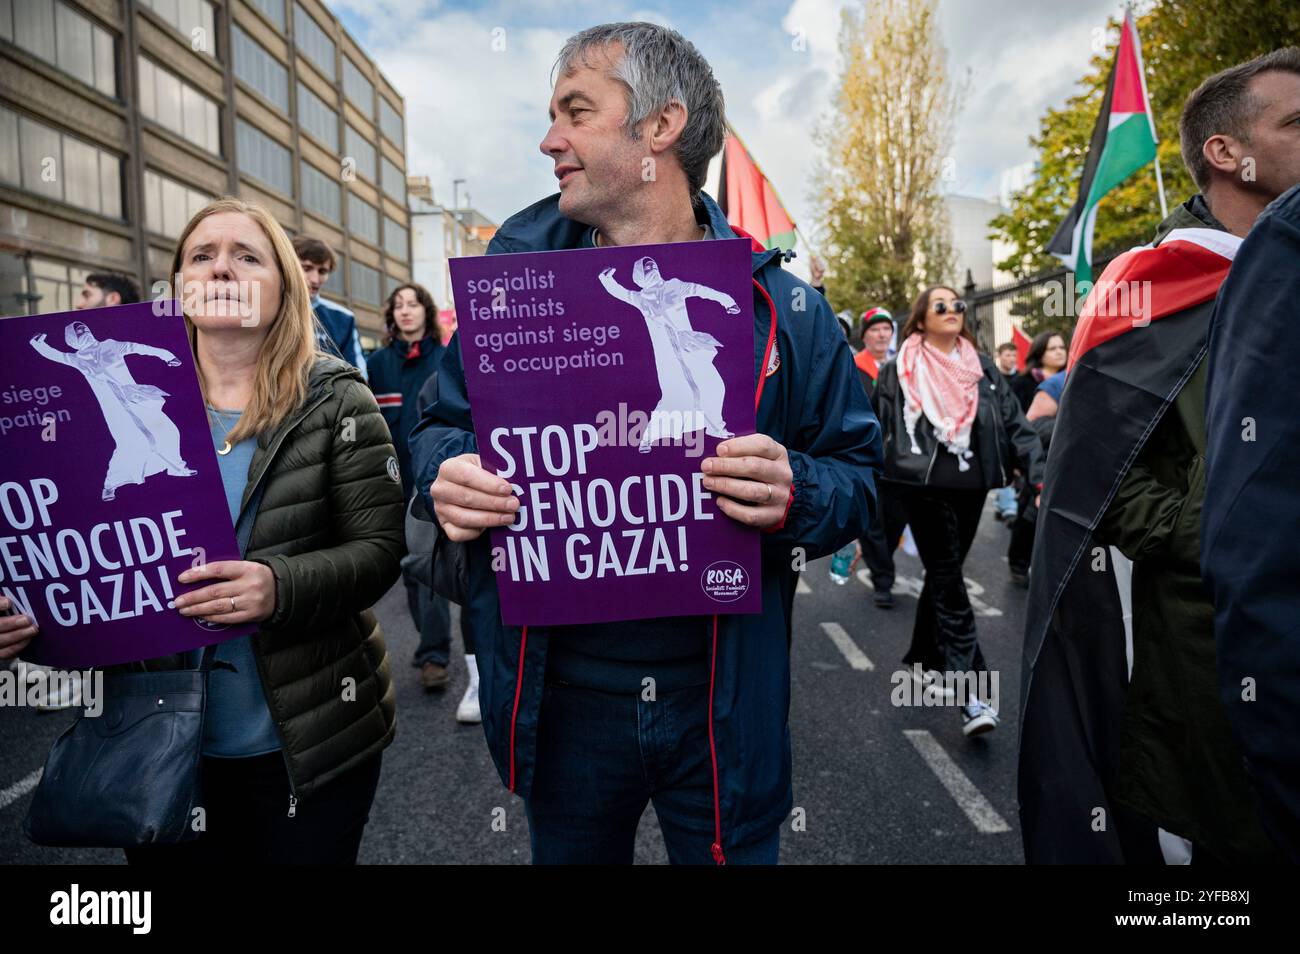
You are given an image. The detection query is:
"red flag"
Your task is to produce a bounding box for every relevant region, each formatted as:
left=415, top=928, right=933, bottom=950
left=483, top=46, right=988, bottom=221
left=717, top=130, right=796, bottom=252
left=1012, top=323, right=1031, bottom=372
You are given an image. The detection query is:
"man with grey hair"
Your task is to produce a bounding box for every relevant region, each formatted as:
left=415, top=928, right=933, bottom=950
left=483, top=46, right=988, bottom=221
left=411, top=21, right=881, bottom=864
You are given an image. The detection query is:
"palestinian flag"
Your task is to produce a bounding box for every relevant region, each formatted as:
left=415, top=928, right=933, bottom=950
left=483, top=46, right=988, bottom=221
left=1019, top=221, right=1241, bottom=863
left=1047, top=11, right=1158, bottom=284
left=717, top=128, right=797, bottom=252
left=1011, top=322, right=1031, bottom=372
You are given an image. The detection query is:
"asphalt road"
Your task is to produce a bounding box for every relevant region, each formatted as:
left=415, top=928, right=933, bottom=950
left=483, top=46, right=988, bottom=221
left=0, top=491, right=1027, bottom=864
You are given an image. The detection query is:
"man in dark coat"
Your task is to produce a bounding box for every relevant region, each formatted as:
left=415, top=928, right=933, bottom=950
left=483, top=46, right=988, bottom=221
left=1019, top=48, right=1300, bottom=864
left=409, top=22, right=881, bottom=864
left=1202, top=181, right=1300, bottom=862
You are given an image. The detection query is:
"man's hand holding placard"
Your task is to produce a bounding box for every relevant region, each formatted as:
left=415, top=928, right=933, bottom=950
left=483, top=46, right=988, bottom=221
left=431, top=453, right=521, bottom=542
left=701, top=434, right=793, bottom=530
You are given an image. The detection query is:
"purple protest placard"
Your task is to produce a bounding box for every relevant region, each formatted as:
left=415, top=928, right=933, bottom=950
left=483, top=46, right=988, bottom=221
left=0, top=302, right=253, bottom=668
left=451, top=237, right=762, bottom=627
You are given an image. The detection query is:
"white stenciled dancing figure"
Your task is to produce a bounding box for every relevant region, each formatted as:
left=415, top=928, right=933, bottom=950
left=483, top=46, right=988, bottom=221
left=599, top=257, right=740, bottom=452
left=30, top=321, right=196, bottom=500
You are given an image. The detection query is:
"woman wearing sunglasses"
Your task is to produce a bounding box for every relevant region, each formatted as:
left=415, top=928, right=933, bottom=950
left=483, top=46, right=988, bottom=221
left=872, top=286, right=1043, bottom=737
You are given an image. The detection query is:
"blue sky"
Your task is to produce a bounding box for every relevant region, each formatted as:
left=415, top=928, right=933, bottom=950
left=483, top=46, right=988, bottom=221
left=332, top=0, right=1122, bottom=244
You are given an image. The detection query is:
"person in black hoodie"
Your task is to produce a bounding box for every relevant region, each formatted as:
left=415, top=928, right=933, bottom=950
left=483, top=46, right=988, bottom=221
left=368, top=284, right=477, bottom=715
left=873, top=286, right=1043, bottom=737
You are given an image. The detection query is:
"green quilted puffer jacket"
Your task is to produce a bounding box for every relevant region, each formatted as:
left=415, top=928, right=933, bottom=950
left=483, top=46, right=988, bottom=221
left=141, top=356, right=406, bottom=800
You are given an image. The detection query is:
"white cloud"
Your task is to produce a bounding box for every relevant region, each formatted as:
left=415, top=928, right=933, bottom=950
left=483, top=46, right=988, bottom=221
left=340, top=7, right=571, bottom=221
left=331, top=0, right=1123, bottom=242
left=939, top=0, right=1118, bottom=198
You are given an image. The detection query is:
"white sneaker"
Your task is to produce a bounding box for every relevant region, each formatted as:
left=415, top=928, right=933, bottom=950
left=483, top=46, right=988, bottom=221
left=962, top=701, right=999, bottom=737
left=456, top=682, right=481, bottom=724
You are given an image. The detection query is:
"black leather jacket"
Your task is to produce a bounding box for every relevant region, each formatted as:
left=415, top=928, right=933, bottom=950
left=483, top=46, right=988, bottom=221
left=872, top=349, right=1044, bottom=489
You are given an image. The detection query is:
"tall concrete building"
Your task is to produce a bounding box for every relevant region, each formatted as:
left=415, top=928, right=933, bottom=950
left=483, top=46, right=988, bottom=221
left=945, top=192, right=1018, bottom=348
left=408, top=174, right=495, bottom=313
left=1, top=0, right=412, bottom=349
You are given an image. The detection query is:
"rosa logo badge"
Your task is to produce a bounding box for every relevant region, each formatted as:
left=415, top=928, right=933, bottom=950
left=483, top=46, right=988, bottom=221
left=701, top=561, right=749, bottom=602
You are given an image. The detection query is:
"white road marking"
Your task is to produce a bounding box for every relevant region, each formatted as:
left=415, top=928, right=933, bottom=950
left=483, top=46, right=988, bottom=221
left=797, top=577, right=812, bottom=595
left=962, top=577, right=1004, bottom=618
left=0, top=768, right=42, bottom=811
left=903, top=729, right=1010, bottom=834
left=819, top=622, right=874, bottom=671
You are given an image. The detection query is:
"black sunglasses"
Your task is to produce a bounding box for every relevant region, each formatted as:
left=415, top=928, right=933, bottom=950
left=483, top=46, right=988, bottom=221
left=932, top=299, right=966, bottom=315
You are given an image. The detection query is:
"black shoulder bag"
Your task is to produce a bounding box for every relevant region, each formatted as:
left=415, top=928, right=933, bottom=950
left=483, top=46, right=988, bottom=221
left=23, top=481, right=266, bottom=848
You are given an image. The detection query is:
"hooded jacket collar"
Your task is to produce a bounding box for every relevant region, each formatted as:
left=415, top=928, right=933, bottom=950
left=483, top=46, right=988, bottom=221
left=394, top=334, right=437, bottom=361
left=1153, top=193, right=1228, bottom=245
left=492, top=191, right=784, bottom=276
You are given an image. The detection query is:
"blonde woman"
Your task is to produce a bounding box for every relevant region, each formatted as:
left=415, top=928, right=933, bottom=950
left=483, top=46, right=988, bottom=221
left=123, top=198, right=405, bottom=864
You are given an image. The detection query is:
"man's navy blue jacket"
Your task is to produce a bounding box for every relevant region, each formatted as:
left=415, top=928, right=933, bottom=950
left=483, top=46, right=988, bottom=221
left=1203, top=182, right=1300, bottom=861
left=409, top=192, right=882, bottom=856
left=312, top=296, right=369, bottom=380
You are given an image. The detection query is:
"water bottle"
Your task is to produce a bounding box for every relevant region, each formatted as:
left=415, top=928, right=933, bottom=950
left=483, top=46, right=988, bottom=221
left=828, top=541, right=855, bottom=585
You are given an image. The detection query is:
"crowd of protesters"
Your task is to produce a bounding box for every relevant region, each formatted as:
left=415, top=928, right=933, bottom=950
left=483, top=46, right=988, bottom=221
left=1, top=20, right=1297, bottom=868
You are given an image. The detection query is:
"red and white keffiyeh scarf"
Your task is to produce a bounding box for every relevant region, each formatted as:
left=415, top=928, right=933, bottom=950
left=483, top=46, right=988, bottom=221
left=896, top=333, right=984, bottom=471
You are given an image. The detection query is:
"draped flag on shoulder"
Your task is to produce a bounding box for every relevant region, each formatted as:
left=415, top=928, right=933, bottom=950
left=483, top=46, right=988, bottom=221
left=717, top=127, right=797, bottom=253
left=1047, top=10, right=1160, bottom=285
left=1066, top=228, right=1239, bottom=369
left=1018, top=222, right=1241, bottom=863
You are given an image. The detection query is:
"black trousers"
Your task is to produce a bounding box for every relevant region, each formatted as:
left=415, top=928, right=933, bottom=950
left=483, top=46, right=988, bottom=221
left=859, top=482, right=909, bottom=591
left=893, top=486, right=989, bottom=675
left=1006, top=480, right=1038, bottom=575
left=124, top=751, right=382, bottom=865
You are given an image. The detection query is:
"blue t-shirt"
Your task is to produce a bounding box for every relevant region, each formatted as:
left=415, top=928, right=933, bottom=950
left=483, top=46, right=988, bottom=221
left=1038, top=370, right=1066, bottom=404
left=202, top=408, right=281, bottom=758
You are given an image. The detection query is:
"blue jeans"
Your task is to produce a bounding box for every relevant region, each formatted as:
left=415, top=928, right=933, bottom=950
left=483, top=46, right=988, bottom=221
left=995, top=484, right=1017, bottom=517
left=405, top=568, right=455, bottom=666
left=525, top=681, right=781, bottom=865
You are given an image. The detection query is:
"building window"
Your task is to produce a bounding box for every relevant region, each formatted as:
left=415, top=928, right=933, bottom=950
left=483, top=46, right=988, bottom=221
left=342, top=57, right=373, bottom=113
left=139, top=0, right=216, bottom=57
left=380, top=156, right=405, bottom=203
left=350, top=260, right=379, bottom=305
left=0, top=251, right=30, bottom=317
left=379, top=96, right=403, bottom=147
left=343, top=124, right=375, bottom=182
left=235, top=118, right=293, bottom=196
left=293, top=4, right=335, bottom=80
left=137, top=55, right=221, bottom=154
left=143, top=168, right=211, bottom=239
left=383, top=271, right=404, bottom=299
left=300, top=160, right=340, bottom=222
left=297, top=81, right=338, bottom=148
left=321, top=261, right=344, bottom=295
left=1, top=105, right=122, bottom=218
left=384, top=215, right=408, bottom=261
left=348, top=193, right=378, bottom=245
left=231, top=24, right=288, bottom=112
left=247, top=0, right=286, bottom=31
left=30, top=258, right=95, bottom=315
left=2, top=0, right=117, bottom=97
